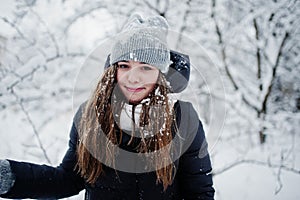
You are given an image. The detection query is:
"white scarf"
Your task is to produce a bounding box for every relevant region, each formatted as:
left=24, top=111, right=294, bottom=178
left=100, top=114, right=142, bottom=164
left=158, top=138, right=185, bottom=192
left=119, top=103, right=142, bottom=131
left=118, top=95, right=178, bottom=131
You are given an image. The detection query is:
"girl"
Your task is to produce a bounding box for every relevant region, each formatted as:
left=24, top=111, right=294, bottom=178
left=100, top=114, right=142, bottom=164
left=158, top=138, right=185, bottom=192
left=0, top=14, right=215, bottom=199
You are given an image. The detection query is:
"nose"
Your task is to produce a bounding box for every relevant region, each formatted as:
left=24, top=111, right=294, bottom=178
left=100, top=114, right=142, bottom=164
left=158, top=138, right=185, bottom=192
left=127, top=68, right=140, bottom=83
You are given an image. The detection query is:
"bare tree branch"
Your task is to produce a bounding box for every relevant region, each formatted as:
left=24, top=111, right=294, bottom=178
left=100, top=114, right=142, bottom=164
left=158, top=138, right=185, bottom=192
left=63, top=3, right=106, bottom=34
left=274, top=151, right=284, bottom=194
left=211, top=0, right=260, bottom=113
left=142, top=0, right=164, bottom=16
left=0, top=17, right=34, bottom=45
left=162, top=0, right=170, bottom=15
left=10, top=89, right=52, bottom=164
left=261, top=32, right=289, bottom=115
left=27, top=6, right=60, bottom=58
left=253, top=18, right=263, bottom=91
left=211, top=0, right=238, bottom=91
left=6, top=64, right=44, bottom=91
left=174, top=0, right=192, bottom=50
left=213, top=158, right=300, bottom=176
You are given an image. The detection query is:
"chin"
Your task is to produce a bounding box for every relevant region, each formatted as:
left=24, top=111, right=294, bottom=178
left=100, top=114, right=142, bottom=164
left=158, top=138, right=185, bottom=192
left=125, top=93, right=147, bottom=104
left=128, top=95, right=148, bottom=104
left=128, top=99, right=142, bottom=105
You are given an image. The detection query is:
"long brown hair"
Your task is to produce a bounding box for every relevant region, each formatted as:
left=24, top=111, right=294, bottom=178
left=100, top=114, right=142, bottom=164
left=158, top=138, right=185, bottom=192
left=76, top=64, right=177, bottom=190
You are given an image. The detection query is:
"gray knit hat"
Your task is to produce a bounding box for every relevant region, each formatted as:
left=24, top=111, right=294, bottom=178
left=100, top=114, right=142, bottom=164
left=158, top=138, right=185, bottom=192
left=110, top=14, right=171, bottom=73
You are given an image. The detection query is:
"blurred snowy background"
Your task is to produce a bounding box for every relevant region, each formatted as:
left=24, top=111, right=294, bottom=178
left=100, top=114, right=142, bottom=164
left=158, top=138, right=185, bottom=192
left=0, top=0, right=299, bottom=199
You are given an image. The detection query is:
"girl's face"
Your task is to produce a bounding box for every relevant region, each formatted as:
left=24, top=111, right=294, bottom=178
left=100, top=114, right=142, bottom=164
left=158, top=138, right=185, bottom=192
left=117, top=60, right=159, bottom=104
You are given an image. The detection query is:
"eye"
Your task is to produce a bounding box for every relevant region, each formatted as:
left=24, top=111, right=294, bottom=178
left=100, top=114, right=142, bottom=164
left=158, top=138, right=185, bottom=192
left=141, top=66, right=153, bottom=71
left=118, top=64, right=129, bottom=69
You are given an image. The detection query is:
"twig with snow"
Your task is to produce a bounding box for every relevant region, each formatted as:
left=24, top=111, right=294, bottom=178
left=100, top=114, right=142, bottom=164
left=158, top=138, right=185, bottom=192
left=9, top=88, right=52, bottom=165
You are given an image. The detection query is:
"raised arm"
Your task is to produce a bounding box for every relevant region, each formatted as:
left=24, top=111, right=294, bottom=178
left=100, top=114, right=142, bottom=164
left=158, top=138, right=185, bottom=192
left=0, top=122, right=85, bottom=199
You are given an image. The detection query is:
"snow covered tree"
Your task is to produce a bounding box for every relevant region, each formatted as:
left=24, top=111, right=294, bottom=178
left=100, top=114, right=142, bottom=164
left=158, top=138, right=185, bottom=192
left=0, top=0, right=299, bottom=199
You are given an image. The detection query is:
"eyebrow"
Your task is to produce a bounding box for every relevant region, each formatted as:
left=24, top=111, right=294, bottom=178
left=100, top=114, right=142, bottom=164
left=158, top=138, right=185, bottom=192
left=118, top=60, right=128, bottom=63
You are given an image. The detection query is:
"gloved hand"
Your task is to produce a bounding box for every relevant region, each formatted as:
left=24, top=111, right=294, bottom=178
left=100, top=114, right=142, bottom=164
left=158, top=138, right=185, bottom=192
left=0, top=160, right=15, bottom=195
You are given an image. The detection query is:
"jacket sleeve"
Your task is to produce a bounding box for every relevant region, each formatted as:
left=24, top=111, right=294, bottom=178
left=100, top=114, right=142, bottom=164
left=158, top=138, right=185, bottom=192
left=0, top=122, right=85, bottom=199
left=177, top=102, right=215, bottom=200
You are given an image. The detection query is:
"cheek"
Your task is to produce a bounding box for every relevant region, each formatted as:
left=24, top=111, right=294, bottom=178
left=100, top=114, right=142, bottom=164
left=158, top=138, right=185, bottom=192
left=116, top=70, right=121, bottom=82
left=116, top=70, right=126, bottom=84
left=144, top=71, right=159, bottom=84
left=147, top=83, right=156, bottom=92
left=144, top=73, right=159, bottom=93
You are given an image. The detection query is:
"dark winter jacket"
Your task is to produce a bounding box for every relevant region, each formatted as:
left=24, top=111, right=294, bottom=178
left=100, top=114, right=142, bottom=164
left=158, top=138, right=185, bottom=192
left=0, top=101, right=215, bottom=200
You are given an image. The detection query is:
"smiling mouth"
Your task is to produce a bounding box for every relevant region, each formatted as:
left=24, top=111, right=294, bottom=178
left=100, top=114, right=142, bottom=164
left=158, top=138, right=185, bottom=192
left=125, top=86, right=145, bottom=92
